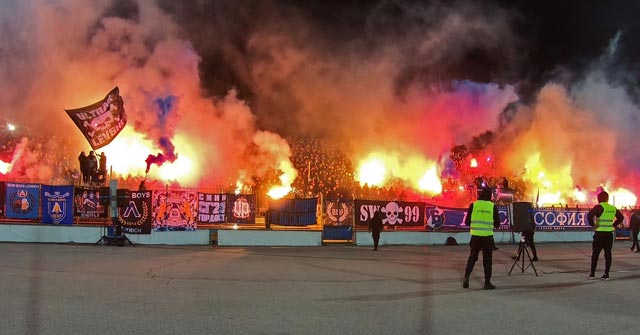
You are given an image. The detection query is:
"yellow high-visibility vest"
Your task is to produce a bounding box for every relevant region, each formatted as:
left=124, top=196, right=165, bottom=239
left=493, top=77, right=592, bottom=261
left=595, top=202, right=616, bottom=232
left=470, top=200, right=495, bottom=236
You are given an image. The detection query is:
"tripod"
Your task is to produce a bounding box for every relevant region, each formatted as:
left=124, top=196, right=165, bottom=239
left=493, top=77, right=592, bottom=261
left=508, top=234, right=538, bottom=276
left=94, top=217, right=135, bottom=247
left=94, top=216, right=111, bottom=246
left=111, top=218, right=135, bottom=247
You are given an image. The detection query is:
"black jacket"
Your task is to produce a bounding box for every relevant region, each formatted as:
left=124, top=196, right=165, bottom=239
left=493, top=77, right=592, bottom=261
left=368, top=212, right=383, bottom=233
left=630, top=211, right=640, bottom=231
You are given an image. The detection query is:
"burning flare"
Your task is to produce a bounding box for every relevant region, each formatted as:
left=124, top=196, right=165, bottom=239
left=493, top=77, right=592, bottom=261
left=267, top=159, right=298, bottom=199
left=0, top=159, right=10, bottom=174
left=356, top=151, right=443, bottom=195
left=357, top=157, right=387, bottom=187
left=98, top=127, right=198, bottom=184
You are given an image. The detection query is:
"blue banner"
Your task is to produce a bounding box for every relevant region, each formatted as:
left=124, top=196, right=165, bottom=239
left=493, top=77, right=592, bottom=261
left=426, top=205, right=510, bottom=230
left=41, top=185, right=74, bottom=224
left=0, top=181, right=4, bottom=217
left=532, top=208, right=589, bottom=230
left=268, top=198, right=317, bottom=226
left=425, top=205, right=595, bottom=231
left=5, top=182, right=41, bottom=219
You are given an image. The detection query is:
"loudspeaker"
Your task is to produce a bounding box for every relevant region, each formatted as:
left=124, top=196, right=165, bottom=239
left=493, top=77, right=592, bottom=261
left=98, top=187, right=110, bottom=205
left=116, top=189, right=131, bottom=207
left=512, top=202, right=533, bottom=232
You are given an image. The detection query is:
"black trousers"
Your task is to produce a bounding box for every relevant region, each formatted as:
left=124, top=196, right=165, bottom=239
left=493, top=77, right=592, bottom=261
left=523, top=230, right=538, bottom=258
left=591, top=232, right=614, bottom=275
left=464, top=235, right=494, bottom=282
left=372, top=231, right=380, bottom=250
left=631, top=229, right=639, bottom=251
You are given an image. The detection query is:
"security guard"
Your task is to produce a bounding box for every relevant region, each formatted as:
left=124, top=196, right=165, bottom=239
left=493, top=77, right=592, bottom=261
left=587, top=191, right=623, bottom=280
left=463, top=188, right=500, bottom=289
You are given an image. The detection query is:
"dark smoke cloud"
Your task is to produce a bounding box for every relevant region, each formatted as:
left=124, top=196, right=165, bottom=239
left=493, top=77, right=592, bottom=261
left=1, top=0, right=640, bottom=201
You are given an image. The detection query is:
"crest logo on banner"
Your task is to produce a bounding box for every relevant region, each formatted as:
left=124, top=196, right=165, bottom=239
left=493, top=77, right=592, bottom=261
left=324, top=200, right=353, bottom=226
left=197, top=193, right=226, bottom=224
left=124, top=201, right=142, bottom=218
left=152, top=190, right=198, bottom=231
left=117, top=190, right=152, bottom=234
left=233, top=197, right=250, bottom=219
left=65, top=87, right=127, bottom=150
left=5, top=182, right=40, bottom=219
left=42, top=185, right=74, bottom=224
left=226, top=194, right=256, bottom=224
left=426, top=206, right=445, bottom=229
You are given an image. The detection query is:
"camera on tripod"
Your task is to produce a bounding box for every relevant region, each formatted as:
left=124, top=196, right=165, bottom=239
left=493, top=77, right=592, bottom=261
left=509, top=202, right=538, bottom=276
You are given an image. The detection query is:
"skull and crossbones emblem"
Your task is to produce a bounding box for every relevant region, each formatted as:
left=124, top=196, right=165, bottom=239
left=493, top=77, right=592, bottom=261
left=382, top=202, right=403, bottom=225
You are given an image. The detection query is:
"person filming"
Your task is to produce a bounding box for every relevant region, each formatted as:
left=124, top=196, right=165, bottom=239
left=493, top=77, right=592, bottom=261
left=463, top=188, right=500, bottom=290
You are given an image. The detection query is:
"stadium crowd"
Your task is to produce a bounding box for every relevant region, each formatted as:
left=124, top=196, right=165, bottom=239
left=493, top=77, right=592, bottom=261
left=1, top=128, right=529, bottom=207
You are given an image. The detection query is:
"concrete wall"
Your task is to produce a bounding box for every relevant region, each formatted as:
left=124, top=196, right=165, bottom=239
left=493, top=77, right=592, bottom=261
left=0, top=224, right=595, bottom=246
left=0, top=224, right=210, bottom=245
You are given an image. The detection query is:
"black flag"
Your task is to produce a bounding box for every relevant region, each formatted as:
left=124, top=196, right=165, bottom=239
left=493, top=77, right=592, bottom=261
left=65, top=87, right=127, bottom=150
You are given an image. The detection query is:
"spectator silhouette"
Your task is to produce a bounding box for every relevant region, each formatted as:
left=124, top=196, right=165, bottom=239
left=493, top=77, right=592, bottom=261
left=98, top=152, right=107, bottom=184
left=78, top=151, right=88, bottom=184
left=368, top=210, right=383, bottom=251
left=87, top=151, right=98, bottom=185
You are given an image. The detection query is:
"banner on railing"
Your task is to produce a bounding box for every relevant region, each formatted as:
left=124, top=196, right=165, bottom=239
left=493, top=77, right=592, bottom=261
left=532, top=207, right=589, bottom=230
left=425, top=205, right=510, bottom=230
left=268, top=198, right=317, bottom=226
left=324, top=199, right=353, bottom=226
left=0, top=181, right=5, bottom=217
left=197, top=193, right=226, bottom=224
left=152, top=190, right=198, bottom=231
left=41, top=185, right=74, bottom=224
left=116, top=190, right=152, bottom=234
left=74, top=186, right=108, bottom=218
left=424, top=205, right=596, bottom=231
left=355, top=200, right=425, bottom=227
left=5, top=182, right=40, bottom=219
left=227, top=194, right=256, bottom=224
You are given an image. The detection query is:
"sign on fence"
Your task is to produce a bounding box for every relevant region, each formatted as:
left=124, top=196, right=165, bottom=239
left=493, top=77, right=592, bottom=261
left=355, top=200, right=425, bottom=227
left=5, top=182, right=40, bottom=219
left=42, top=185, right=74, bottom=224
left=268, top=198, right=317, bottom=226
left=197, top=193, right=226, bottom=224
left=116, top=190, right=152, bottom=234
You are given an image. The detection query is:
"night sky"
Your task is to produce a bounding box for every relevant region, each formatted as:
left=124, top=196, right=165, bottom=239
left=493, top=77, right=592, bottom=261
left=160, top=0, right=640, bottom=109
